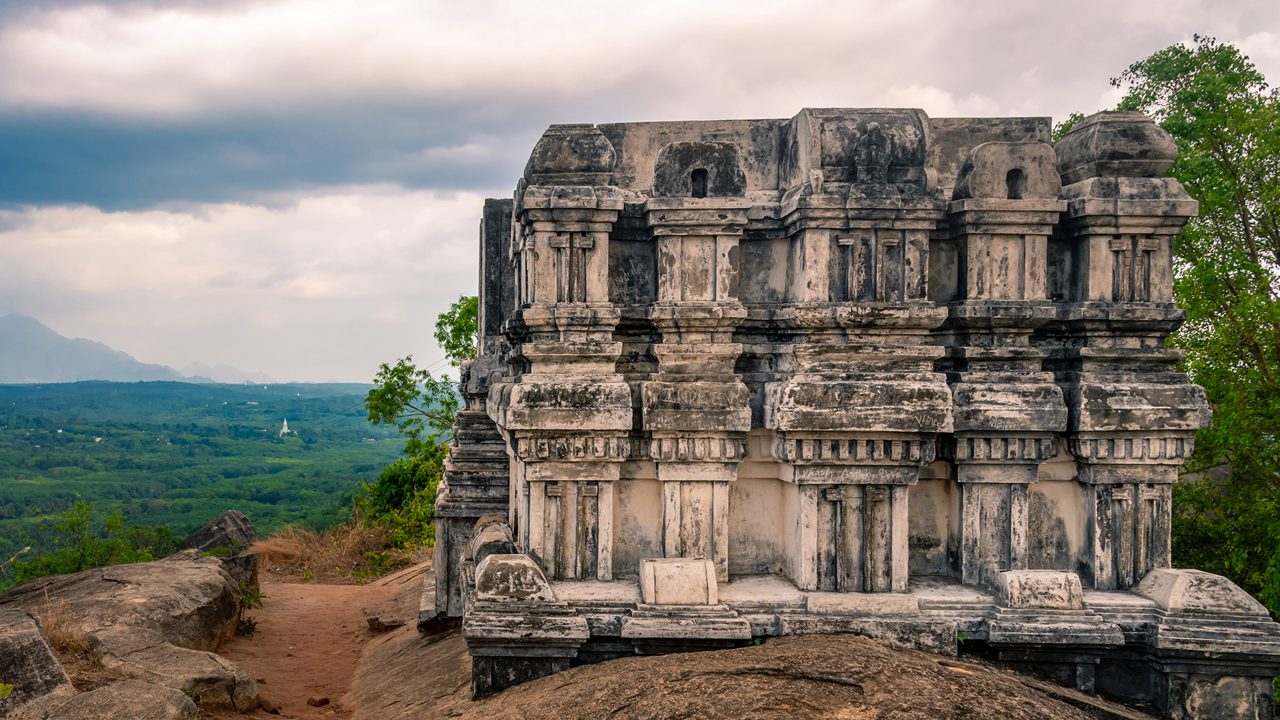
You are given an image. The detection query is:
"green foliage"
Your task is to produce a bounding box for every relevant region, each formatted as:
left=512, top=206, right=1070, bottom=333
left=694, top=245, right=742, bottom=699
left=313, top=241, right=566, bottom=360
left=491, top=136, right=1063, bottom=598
left=0, top=682, right=12, bottom=700
left=0, top=382, right=404, bottom=575
left=434, top=295, right=479, bottom=367
left=364, top=295, right=477, bottom=458
left=1051, top=111, right=1085, bottom=142
left=356, top=441, right=444, bottom=549
left=1113, top=36, right=1280, bottom=615
left=364, top=358, right=459, bottom=457
left=0, top=501, right=179, bottom=588
left=359, top=296, right=478, bottom=547
left=235, top=580, right=264, bottom=636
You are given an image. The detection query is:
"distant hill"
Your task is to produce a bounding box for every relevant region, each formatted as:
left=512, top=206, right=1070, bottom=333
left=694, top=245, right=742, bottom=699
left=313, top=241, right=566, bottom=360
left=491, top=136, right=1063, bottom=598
left=0, top=314, right=189, bottom=383
left=179, top=362, right=276, bottom=385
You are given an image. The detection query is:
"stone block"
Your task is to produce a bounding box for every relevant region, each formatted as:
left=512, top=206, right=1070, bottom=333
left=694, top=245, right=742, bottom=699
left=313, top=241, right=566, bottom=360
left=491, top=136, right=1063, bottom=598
left=952, top=142, right=1061, bottom=201
left=474, top=554, right=556, bottom=603
left=468, top=518, right=515, bottom=566
left=639, top=558, right=718, bottom=606
left=524, top=124, right=616, bottom=186
left=995, top=570, right=1085, bottom=610
left=1054, top=111, right=1177, bottom=185
left=620, top=604, right=752, bottom=642
left=806, top=592, right=920, bottom=615
left=1136, top=568, right=1269, bottom=616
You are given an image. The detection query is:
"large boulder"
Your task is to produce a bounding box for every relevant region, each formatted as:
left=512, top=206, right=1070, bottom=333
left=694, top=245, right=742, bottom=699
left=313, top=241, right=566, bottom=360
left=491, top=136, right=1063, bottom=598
left=43, top=680, right=197, bottom=720
left=0, top=610, right=75, bottom=719
left=0, top=552, right=240, bottom=652
left=176, top=510, right=258, bottom=556
left=88, top=626, right=259, bottom=712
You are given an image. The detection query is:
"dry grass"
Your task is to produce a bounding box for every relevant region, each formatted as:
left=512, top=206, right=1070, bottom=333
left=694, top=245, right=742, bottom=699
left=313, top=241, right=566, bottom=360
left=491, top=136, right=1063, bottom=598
left=250, top=523, right=414, bottom=584
left=33, top=590, right=118, bottom=690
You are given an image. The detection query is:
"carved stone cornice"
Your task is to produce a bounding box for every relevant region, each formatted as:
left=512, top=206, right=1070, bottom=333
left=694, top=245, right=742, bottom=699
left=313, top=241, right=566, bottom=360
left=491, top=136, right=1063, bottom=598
left=512, top=434, right=631, bottom=463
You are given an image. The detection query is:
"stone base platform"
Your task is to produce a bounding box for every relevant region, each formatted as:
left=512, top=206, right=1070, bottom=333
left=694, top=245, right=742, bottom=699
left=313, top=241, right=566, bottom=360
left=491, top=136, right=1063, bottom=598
left=466, top=561, right=1280, bottom=719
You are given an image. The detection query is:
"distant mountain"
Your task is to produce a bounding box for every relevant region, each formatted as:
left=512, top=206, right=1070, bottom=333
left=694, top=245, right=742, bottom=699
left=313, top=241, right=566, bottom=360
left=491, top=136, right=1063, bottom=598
left=0, top=314, right=188, bottom=383
left=179, top=362, right=275, bottom=385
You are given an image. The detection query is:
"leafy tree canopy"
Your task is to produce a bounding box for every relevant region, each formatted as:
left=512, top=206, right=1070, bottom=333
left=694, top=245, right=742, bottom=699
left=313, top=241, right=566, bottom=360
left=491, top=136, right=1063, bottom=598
left=364, top=295, right=478, bottom=458
left=434, top=295, right=479, bottom=368
left=361, top=295, right=478, bottom=547
left=1113, top=35, right=1280, bottom=612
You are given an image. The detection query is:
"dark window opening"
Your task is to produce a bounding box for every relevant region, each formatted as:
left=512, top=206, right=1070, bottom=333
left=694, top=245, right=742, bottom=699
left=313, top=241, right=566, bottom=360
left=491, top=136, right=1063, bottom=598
left=691, top=168, right=708, bottom=198
left=1006, top=168, right=1027, bottom=200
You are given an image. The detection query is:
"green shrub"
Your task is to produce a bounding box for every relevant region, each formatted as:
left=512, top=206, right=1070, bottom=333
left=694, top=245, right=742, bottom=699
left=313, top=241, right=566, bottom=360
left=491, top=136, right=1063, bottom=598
left=355, top=444, right=444, bottom=549
left=0, top=501, right=179, bottom=590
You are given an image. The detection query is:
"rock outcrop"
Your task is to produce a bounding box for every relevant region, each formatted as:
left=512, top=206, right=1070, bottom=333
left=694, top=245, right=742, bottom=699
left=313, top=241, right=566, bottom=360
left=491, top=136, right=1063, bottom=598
left=0, top=551, right=240, bottom=652
left=177, top=510, right=261, bottom=587
left=42, top=680, right=197, bottom=720
left=90, top=626, right=259, bottom=712
left=0, top=611, right=75, bottom=719
left=177, top=510, right=258, bottom=557
left=0, top=551, right=261, bottom=717
left=349, top=620, right=1152, bottom=720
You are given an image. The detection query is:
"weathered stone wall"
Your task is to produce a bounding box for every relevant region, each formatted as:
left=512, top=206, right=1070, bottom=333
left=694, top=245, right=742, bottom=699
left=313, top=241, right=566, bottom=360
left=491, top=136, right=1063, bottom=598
left=435, top=108, right=1280, bottom=718
left=452, top=108, right=1209, bottom=593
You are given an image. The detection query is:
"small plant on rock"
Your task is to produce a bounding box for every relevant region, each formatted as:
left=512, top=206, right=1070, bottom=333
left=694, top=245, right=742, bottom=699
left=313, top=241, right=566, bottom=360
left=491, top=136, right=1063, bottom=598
left=236, top=580, right=264, bottom=636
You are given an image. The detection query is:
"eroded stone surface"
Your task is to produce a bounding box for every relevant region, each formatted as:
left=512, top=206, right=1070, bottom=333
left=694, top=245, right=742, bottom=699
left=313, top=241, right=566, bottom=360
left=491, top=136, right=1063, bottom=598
left=0, top=552, right=241, bottom=652
left=473, top=554, right=555, bottom=603
left=0, top=610, right=74, bottom=719
left=1136, top=568, right=1269, bottom=616
left=176, top=510, right=258, bottom=556
left=435, top=106, right=1280, bottom=717
left=43, top=680, right=197, bottom=720
left=997, top=570, right=1085, bottom=610
left=89, top=626, right=260, bottom=712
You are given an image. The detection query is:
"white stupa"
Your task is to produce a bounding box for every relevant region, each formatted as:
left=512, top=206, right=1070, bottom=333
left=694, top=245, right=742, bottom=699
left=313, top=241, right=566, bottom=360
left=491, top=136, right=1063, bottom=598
left=279, top=418, right=290, bottom=436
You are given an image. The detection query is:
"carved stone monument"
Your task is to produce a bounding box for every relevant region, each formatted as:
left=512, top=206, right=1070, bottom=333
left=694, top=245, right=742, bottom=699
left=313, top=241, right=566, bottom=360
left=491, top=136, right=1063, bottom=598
left=429, top=108, right=1280, bottom=719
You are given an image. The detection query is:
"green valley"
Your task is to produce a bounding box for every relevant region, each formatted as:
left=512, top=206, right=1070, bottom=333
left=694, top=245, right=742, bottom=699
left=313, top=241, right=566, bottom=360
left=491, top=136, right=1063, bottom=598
left=0, top=381, right=404, bottom=565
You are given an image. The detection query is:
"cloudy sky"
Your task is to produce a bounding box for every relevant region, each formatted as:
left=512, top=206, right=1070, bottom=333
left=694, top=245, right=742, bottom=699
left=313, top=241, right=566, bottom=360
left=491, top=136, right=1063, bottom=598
left=1, top=0, right=1277, bottom=382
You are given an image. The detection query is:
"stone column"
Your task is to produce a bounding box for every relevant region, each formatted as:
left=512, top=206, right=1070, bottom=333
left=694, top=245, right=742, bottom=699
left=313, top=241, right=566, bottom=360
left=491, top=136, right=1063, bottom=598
left=640, top=187, right=752, bottom=582
left=433, top=199, right=514, bottom=621
left=943, top=141, right=1068, bottom=587
left=1048, top=112, right=1211, bottom=590
left=487, top=125, right=632, bottom=582
left=766, top=199, right=951, bottom=592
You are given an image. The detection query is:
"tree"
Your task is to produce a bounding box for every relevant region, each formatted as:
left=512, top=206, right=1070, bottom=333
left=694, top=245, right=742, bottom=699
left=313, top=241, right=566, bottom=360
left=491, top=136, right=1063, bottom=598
left=1051, top=112, right=1085, bottom=143
left=1113, top=36, right=1280, bottom=613
left=433, top=295, right=479, bottom=367
left=0, top=502, right=178, bottom=589
left=359, top=296, right=479, bottom=544
left=364, top=295, right=478, bottom=457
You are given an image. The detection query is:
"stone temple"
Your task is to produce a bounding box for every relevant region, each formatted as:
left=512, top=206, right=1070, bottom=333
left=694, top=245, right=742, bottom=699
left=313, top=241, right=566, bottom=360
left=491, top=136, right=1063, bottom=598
left=428, top=108, right=1280, bottom=718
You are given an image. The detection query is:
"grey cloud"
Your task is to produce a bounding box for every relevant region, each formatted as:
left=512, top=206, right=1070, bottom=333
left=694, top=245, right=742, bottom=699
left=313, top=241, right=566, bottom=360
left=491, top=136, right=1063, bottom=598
left=0, top=0, right=1276, bottom=211
left=0, top=104, right=536, bottom=210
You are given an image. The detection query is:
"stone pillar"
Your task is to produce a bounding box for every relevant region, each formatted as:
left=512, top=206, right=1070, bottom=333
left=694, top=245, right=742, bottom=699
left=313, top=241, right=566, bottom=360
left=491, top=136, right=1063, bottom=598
left=763, top=110, right=953, bottom=593
left=943, top=141, right=1068, bottom=587
left=766, top=236, right=951, bottom=592
left=1048, top=112, right=1211, bottom=590
left=433, top=199, right=514, bottom=621
left=640, top=156, right=753, bottom=581
left=487, top=124, right=632, bottom=582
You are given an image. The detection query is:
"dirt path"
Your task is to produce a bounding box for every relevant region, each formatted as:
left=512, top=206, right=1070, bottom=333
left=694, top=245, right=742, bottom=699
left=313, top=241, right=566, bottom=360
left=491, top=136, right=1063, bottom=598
left=214, top=563, right=428, bottom=720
